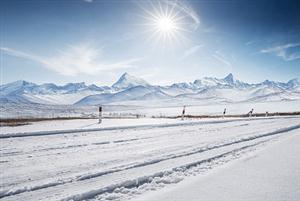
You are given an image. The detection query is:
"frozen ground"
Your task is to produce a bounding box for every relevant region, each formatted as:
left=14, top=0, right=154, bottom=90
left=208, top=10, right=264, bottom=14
left=1, top=100, right=300, bottom=119
left=0, top=118, right=179, bottom=136
left=0, top=116, right=300, bottom=201
left=118, top=100, right=300, bottom=117
left=136, top=128, right=300, bottom=201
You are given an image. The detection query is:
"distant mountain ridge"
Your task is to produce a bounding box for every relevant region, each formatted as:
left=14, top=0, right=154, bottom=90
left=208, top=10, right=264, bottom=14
left=112, top=72, right=150, bottom=90
left=1, top=73, right=299, bottom=105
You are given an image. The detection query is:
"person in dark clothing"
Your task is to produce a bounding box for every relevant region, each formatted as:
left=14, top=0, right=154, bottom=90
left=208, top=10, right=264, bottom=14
left=223, top=108, right=227, bottom=118
left=248, top=108, right=254, bottom=117
left=266, top=111, right=269, bottom=117
left=98, top=106, right=102, bottom=124
left=181, top=106, right=186, bottom=120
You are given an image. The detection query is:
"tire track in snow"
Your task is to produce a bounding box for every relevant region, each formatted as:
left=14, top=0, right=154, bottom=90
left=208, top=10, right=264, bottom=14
left=1, top=136, right=152, bottom=157
left=76, top=123, right=300, bottom=181
left=1, top=116, right=297, bottom=139
left=1, top=123, right=299, bottom=199
left=62, top=139, right=276, bottom=201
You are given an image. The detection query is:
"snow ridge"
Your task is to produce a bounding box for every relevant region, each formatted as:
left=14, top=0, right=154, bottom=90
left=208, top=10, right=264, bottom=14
left=1, top=73, right=299, bottom=105
left=1, top=116, right=292, bottom=139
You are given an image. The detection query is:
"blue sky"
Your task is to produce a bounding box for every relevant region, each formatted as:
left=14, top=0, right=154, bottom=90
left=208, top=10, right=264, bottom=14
left=1, top=0, right=299, bottom=86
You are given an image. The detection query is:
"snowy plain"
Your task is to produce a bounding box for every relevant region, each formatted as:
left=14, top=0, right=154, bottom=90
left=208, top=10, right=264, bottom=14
left=135, top=128, right=300, bottom=201
left=0, top=118, right=179, bottom=136
left=1, top=99, right=299, bottom=119
left=1, top=116, right=300, bottom=201
left=116, top=100, right=300, bottom=117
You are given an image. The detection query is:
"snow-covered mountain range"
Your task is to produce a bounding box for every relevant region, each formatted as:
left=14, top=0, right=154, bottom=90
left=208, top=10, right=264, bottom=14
left=1, top=73, right=300, bottom=106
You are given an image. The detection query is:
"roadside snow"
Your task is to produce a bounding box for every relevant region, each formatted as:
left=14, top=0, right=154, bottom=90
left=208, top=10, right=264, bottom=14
left=120, top=100, right=300, bottom=116
left=0, top=118, right=178, bottom=136
left=1, top=116, right=296, bottom=138
left=1, top=117, right=299, bottom=201
left=1, top=100, right=299, bottom=119
left=135, top=128, right=300, bottom=201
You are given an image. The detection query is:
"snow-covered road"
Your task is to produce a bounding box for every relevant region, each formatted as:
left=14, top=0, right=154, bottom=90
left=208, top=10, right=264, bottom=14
left=1, top=117, right=300, bottom=201
left=136, top=127, right=300, bottom=201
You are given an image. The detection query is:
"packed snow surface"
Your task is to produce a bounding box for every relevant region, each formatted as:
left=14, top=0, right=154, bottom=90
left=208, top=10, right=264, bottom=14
left=136, top=128, right=300, bottom=201
left=0, top=118, right=179, bottom=136
left=1, top=116, right=300, bottom=201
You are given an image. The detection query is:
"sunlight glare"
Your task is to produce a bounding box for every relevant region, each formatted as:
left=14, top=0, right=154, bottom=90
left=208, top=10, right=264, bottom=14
left=156, top=17, right=176, bottom=32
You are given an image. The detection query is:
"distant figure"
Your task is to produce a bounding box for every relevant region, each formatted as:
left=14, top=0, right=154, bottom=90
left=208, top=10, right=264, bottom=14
left=265, top=111, right=269, bottom=117
left=248, top=108, right=254, bottom=117
left=98, top=106, right=102, bottom=124
left=223, top=108, right=227, bottom=118
left=181, top=106, right=186, bottom=120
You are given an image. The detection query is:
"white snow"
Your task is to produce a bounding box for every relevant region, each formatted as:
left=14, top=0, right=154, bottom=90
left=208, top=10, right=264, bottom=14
left=135, top=128, right=300, bottom=201
left=111, top=73, right=150, bottom=90
left=23, top=90, right=101, bottom=105
left=1, top=116, right=300, bottom=201
left=0, top=118, right=179, bottom=136
left=1, top=73, right=299, bottom=106
left=109, top=100, right=300, bottom=117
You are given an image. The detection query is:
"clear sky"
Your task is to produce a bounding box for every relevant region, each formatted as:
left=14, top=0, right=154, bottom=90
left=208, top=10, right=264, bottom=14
left=1, top=0, right=300, bottom=86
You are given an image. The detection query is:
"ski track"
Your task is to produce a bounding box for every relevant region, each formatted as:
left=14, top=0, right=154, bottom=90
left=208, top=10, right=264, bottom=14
left=0, top=116, right=297, bottom=139
left=0, top=117, right=300, bottom=201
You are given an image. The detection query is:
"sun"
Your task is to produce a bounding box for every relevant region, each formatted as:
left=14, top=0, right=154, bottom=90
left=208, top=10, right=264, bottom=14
left=150, top=12, right=181, bottom=44
left=156, top=16, right=177, bottom=33
left=138, top=0, right=199, bottom=46
left=140, top=1, right=186, bottom=45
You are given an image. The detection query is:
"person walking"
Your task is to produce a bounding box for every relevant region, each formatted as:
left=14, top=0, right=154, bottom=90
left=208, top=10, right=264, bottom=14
left=98, top=106, right=102, bottom=124
left=248, top=108, right=254, bottom=117
left=223, top=108, right=227, bottom=118
left=181, top=106, right=186, bottom=120
left=265, top=111, right=269, bottom=117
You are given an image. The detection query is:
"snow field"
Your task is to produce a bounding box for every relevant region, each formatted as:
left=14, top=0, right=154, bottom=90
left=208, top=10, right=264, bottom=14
left=0, top=116, right=300, bottom=200
left=135, top=129, right=300, bottom=201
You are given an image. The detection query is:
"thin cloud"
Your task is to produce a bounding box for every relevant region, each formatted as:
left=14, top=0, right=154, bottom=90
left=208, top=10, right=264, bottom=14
left=261, top=43, right=300, bottom=61
left=166, top=0, right=200, bottom=31
left=245, top=40, right=257, bottom=46
left=83, top=0, right=93, bottom=3
left=212, top=51, right=232, bottom=67
left=139, top=0, right=200, bottom=31
left=201, top=26, right=216, bottom=33
left=181, top=44, right=203, bottom=60
left=1, top=44, right=140, bottom=76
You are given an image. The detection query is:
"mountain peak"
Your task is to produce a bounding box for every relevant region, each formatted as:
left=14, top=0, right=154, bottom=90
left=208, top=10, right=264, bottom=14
left=262, top=79, right=273, bottom=84
left=64, top=82, right=86, bottom=86
left=12, top=80, right=31, bottom=86
left=287, top=78, right=299, bottom=89
left=121, top=72, right=130, bottom=77
left=112, top=73, right=149, bottom=90
left=223, top=73, right=234, bottom=83
left=287, top=78, right=299, bottom=83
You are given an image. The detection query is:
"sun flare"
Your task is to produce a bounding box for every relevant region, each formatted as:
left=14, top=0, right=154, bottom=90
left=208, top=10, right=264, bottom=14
left=139, top=1, right=189, bottom=45
left=156, top=16, right=177, bottom=33
left=139, top=0, right=200, bottom=46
